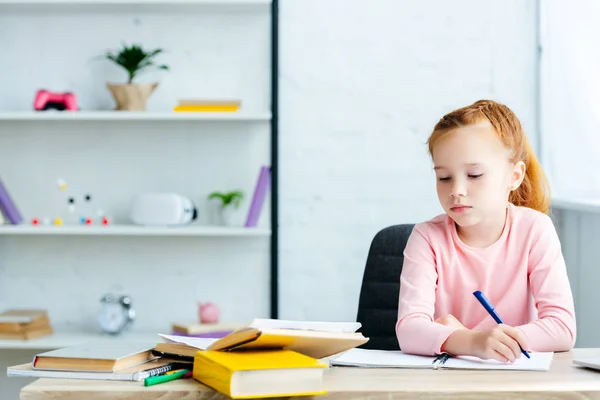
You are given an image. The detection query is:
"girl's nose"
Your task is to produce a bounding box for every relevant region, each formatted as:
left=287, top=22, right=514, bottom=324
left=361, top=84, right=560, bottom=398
left=451, top=182, right=467, bottom=197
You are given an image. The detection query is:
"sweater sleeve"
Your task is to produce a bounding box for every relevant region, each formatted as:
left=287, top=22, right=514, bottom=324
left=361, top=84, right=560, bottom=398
left=395, top=225, right=458, bottom=356
left=515, top=214, right=577, bottom=352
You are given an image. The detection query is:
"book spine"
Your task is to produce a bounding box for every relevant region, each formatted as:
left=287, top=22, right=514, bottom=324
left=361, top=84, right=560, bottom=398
left=0, top=178, right=23, bottom=224
left=244, top=166, right=271, bottom=227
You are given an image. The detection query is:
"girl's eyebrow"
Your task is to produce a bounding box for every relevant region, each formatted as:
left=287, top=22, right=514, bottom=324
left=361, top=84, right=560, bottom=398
left=433, top=163, right=482, bottom=170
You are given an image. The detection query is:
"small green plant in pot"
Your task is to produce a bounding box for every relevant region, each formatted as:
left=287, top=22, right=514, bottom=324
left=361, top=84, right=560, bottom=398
left=208, top=190, right=244, bottom=226
left=101, top=43, right=169, bottom=111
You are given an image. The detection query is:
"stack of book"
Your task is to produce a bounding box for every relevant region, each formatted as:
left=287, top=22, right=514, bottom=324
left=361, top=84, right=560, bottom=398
left=8, top=340, right=193, bottom=382
left=183, top=318, right=369, bottom=398
left=0, top=309, right=54, bottom=340
left=7, top=318, right=370, bottom=398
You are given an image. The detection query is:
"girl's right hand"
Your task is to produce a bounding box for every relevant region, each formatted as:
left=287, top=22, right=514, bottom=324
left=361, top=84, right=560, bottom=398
left=470, top=325, right=529, bottom=363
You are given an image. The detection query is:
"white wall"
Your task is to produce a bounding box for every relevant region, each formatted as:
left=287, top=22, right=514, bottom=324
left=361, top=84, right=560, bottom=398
left=278, top=0, right=539, bottom=321
left=539, top=0, right=600, bottom=198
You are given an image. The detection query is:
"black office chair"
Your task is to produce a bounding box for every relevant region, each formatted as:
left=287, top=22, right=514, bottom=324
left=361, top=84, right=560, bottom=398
left=356, top=224, right=415, bottom=350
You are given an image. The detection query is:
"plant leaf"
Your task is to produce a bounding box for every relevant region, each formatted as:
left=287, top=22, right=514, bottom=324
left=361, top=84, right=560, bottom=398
left=101, top=43, right=169, bottom=83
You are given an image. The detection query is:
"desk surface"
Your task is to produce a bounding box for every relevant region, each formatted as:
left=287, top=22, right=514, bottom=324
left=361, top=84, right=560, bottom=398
left=19, top=348, right=600, bottom=400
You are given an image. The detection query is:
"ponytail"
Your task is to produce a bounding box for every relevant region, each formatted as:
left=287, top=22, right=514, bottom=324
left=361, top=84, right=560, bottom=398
left=508, top=138, right=551, bottom=214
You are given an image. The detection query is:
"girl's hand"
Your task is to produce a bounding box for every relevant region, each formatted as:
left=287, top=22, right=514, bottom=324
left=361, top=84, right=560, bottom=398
left=470, top=325, right=529, bottom=363
left=435, top=314, right=468, bottom=330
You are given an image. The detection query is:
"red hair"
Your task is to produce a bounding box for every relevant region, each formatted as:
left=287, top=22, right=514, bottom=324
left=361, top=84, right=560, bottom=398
left=426, top=99, right=551, bottom=214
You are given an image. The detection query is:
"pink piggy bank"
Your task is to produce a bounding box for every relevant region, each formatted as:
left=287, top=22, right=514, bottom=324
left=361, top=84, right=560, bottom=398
left=198, top=302, right=220, bottom=323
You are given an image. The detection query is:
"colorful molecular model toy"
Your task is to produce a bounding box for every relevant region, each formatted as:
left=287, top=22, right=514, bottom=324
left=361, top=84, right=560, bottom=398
left=30, top=178, right=112, bottom=226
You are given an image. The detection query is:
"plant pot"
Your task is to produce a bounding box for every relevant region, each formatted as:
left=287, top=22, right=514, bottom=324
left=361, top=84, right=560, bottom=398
left=218, top=207, right=234, bottom=226
left=107, top=82, right=158, bottom=111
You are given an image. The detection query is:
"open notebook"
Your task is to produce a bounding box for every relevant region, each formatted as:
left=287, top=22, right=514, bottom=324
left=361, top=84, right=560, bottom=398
left=330, top=348, right=554, bottom=371
left=158, top=318, right=367, bottom=360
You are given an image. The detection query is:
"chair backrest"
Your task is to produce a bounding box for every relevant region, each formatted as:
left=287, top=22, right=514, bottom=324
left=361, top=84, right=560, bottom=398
left=356, top=223, right=415, bottom=350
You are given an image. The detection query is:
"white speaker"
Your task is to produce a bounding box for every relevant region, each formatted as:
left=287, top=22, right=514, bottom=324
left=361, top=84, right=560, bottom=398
left=129, top=193, right=197, bottom=226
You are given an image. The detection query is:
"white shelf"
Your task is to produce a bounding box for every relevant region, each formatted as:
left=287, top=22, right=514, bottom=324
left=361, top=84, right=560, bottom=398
left=0, top=225, right=270, bottom=237
left=0, top=0, right=271, bottom=12
left=551, top=197, right=600, bottom=214
left=0, top=330, right=163, bottom=350
left=0, top=0, right=269, bottom=3
left=0, top=111, right=271, bottom=122
left=0, top=0, right=270, bottom=6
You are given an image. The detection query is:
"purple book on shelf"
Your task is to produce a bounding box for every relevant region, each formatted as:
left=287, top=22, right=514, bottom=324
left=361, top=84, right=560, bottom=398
left=0, top=178, right=22, bottom=225
left=245, top=166, right=271, bottom=227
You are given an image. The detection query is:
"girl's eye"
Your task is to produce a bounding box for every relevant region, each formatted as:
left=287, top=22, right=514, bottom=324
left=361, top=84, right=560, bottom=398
left=468, top=174, right=483, bottom=179
left=438, top=177, right=450, bottom=181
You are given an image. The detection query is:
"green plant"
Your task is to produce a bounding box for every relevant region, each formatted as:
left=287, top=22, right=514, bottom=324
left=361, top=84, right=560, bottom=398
left=208, top=190, right=244, bottom=209
left=102, top=43, right=169, bottom=84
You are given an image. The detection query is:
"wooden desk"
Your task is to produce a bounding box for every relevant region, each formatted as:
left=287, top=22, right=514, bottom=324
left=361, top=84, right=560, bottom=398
left=19, top=348, right=600, bottom=400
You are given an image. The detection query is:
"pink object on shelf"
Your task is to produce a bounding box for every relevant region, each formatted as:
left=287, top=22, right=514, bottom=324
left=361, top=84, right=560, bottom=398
left=33, top=89, right=78, bottom=111
left=198, top=302, right=220, bottom=323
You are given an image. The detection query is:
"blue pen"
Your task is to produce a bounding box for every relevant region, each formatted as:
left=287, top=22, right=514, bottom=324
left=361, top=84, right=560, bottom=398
left=472, top=290, right=530, bottom=359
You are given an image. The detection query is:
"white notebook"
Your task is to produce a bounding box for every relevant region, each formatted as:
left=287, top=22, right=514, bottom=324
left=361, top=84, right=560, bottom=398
left=331, top=348, right=554, bottom=371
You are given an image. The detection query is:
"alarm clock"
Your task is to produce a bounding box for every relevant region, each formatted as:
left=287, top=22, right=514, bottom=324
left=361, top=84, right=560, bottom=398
left=98, top=293, right=135, bottom=335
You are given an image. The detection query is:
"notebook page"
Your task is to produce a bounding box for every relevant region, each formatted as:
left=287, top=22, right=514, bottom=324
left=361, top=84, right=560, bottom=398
left=444, top=352, right=554, bottom=371
left=330, top=348, right=436, bottom=368
left=158, top=334, right=217, bottom=350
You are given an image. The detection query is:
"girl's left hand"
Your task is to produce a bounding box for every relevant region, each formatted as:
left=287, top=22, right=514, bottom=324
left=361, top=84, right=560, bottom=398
left=435, top=314, right=468, bottom=330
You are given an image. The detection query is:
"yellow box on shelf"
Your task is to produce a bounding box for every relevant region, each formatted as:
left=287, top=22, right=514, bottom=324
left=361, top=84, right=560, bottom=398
left=173, top=99, right=241, bottom=113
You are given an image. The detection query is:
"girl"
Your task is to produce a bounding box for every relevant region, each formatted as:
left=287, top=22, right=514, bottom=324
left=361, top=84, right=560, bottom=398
left=396, top=99, right=576, bottom=363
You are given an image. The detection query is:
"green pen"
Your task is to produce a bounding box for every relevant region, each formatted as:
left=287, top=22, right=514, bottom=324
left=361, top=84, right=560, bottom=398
left=144, top=369, right=191, bottom=387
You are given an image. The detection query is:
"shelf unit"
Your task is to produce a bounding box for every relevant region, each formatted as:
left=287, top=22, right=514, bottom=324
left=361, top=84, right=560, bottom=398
left=0, top=0, right=271, bottom=6
left=0, top=0, right=271, bottom=12
left=0, top=0, right=269, bottom=4
left=0, top=0, right=279, bottom=342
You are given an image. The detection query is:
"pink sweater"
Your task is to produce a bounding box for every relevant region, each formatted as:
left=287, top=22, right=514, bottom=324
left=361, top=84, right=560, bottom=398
left=396, top=202, right=576, bottom=356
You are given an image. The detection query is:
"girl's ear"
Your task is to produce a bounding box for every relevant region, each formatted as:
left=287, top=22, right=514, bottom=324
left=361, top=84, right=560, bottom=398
left=510, top=161, right=526, bottom=190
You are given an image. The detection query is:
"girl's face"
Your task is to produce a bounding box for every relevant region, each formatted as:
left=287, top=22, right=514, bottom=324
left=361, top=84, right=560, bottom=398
left=431, top=122, right=525, bottom=228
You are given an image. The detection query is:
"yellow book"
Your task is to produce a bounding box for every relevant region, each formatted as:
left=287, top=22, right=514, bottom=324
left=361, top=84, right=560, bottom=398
left=173, top=104, right=240, bottom=112
left=193, top=350, right=328, bottom=399
left=206, top=326, right=368, bottom=359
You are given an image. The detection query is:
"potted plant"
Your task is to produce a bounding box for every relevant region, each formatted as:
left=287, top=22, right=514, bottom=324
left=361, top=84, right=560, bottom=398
left=101, top=43, right=169, bottom=111
left=208, top=190, right=244, bottom=226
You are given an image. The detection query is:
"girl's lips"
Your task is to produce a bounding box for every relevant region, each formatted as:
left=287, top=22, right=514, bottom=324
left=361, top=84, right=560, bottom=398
left=451, top=205, right=472, bottom=213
